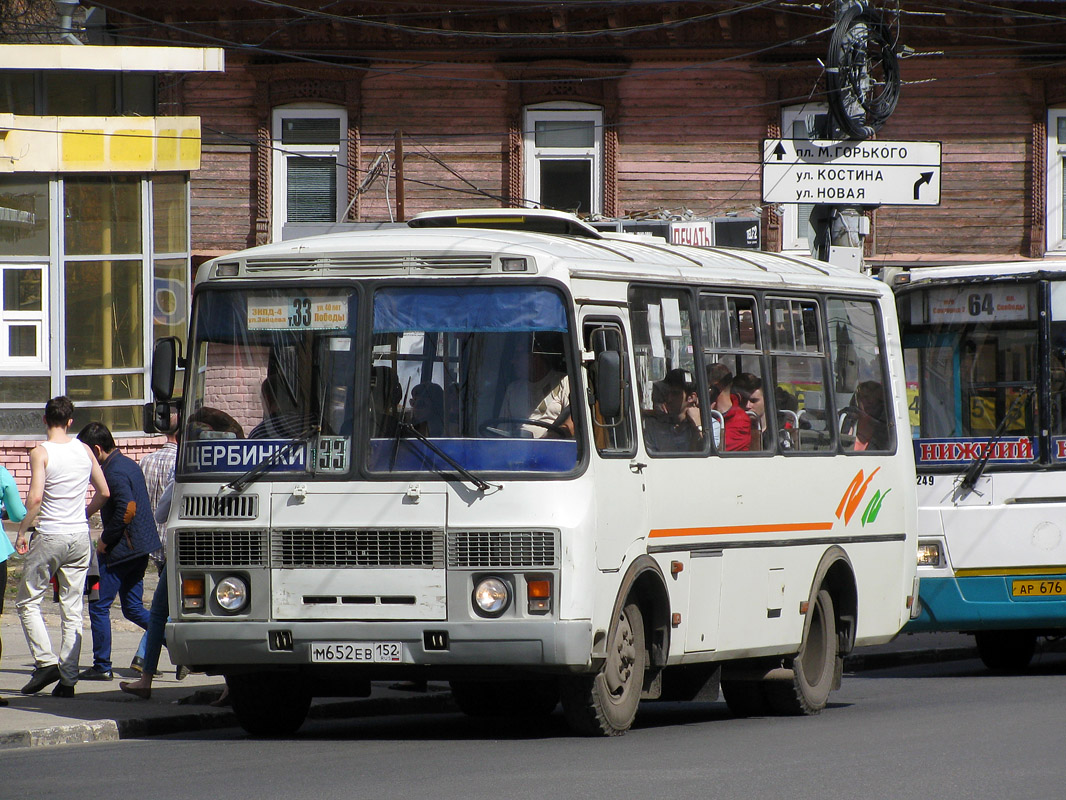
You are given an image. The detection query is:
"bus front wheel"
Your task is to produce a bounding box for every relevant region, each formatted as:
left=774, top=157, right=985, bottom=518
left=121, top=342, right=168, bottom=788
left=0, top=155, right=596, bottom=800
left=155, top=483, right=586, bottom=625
left=974, top=630, right=1037, bottom=672
left=227, top=672, right=311, bottom=737
left=765, top=589, right=838, bottom=716
left=561, top=601, right=646, bottom=736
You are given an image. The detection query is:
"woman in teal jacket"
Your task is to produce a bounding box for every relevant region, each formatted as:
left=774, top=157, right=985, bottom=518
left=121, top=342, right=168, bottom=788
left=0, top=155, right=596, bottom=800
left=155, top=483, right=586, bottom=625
left=1, top=463, right=27, bottom=706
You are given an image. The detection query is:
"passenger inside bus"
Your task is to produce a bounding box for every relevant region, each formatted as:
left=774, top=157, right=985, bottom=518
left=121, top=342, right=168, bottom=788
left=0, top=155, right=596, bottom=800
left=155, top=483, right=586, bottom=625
left=733, top=372, right=764, bottom=451
left=643, top=368, right=702, bottom=453
left=707, top=363, right=751, bottom=452
left=249, top=372, right=308, bottom=439
left=848, top=381, right=889, bottom=451
left=410, top=382, right=448, bottom=437
left=499, top=332, right=573, bottom=438
left=775, top=386, right=802, bottom=450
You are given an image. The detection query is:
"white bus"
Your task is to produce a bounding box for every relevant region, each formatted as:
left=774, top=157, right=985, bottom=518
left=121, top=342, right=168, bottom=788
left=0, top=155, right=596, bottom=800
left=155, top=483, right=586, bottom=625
left=150, top=209, right=918, bottom=736
left=896, top=261, right=1066, bottom=670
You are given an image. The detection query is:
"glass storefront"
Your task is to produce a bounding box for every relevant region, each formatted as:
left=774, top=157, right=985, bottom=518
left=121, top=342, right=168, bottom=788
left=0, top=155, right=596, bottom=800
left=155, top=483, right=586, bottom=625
left=0, top=174, right=190, bottom=436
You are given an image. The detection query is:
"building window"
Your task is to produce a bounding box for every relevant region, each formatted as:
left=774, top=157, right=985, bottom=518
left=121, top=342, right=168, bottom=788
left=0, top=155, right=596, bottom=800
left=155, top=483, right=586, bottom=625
left=0, top=265, right=46, bottom=368
left=780, top=104, right=830, bottom=252
left=1049, top=109, right=1066, bottom=253
left=0, top=174, right=190, bottom=436
left=0, top=71, right=155, bottom=116
left=523, top=103, right=603, bottom=215
left=271, top=105, right=347, bottom=240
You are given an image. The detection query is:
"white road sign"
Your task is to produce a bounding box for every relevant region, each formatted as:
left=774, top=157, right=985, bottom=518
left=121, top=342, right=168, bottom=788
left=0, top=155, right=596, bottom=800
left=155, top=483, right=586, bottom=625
left=762, top=139, right=942, bottom=206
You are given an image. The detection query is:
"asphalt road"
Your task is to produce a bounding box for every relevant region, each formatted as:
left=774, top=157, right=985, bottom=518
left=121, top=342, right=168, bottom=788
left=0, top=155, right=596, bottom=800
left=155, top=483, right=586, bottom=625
left=4, top=650, right=1065, bottom=800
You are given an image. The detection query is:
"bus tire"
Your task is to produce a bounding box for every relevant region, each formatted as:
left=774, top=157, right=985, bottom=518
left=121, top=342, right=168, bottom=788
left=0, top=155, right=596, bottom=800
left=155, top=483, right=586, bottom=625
left=721, top=680, right=770, bottom=717
left=561, top=601, right=645, bottom=736
left=450, top=679, right=560, bottom=718
left=227, top=672, right=311, bottom=737
left=975, top=630, right=1037, bottom=672
left=765, top=589, right=837, bottom=716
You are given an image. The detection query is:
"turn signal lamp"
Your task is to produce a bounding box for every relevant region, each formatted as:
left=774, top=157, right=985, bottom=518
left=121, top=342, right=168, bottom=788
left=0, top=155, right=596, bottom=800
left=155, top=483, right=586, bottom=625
left=527, top=579, right=551, bottom=613
left=182, top=576, right=205, bottom=610
left=917, top=541, right=943, bottom=568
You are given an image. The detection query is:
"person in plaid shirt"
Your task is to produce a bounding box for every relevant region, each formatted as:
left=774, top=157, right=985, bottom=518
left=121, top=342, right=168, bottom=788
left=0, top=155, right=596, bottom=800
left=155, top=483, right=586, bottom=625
left=128, top=425, right=176, bottom=675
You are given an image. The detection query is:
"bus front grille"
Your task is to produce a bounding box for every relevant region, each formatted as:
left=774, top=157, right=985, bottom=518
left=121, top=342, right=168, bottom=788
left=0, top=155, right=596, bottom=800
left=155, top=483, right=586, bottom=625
left=175, top=529, right=267, bottom=567
left=271, top=529, right=445, bottom=568
left=180, top=493, right=259, bottom=520
left=448, top=530, right=557, bottom=568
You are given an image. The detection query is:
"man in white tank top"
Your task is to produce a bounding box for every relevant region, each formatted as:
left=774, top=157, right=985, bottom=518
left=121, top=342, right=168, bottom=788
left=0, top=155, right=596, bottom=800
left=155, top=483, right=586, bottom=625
left=14, top=396, right=109, bottom=697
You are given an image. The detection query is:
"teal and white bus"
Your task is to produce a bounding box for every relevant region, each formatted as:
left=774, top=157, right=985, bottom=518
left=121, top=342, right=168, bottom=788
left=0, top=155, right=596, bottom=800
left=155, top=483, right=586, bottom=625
left=150, top=209, right=918, bottom=736
left=896, top=261, right=1066, bottom=669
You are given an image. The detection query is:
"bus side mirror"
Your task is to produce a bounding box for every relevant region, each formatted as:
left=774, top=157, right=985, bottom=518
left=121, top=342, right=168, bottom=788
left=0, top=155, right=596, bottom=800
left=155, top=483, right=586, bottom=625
left=143, top=400, right=180, bottom=435
left=594, top=350, right=623, bottom=420
left=151, top=337, right=182, bottom=401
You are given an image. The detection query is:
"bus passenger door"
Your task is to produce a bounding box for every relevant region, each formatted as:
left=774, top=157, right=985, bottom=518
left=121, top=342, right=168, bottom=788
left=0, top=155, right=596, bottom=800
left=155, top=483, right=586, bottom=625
left=581, top=312, right=647, bottom=570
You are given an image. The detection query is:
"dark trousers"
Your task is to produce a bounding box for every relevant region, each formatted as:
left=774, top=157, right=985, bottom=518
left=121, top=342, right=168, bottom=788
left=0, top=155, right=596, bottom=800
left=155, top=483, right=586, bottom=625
left=88, top=554, right=151, bottom=671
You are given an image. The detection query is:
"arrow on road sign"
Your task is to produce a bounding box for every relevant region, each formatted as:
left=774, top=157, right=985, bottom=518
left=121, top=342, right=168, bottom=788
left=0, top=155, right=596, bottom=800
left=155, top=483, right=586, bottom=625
left=773, top=142, right=786, bottom=161
left=913, top=171, right=933, bottom=200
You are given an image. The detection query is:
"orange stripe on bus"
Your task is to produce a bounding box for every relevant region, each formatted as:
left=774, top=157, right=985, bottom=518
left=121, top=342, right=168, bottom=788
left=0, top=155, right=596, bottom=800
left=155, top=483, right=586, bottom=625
left=649, top=522, right=835, bottom=539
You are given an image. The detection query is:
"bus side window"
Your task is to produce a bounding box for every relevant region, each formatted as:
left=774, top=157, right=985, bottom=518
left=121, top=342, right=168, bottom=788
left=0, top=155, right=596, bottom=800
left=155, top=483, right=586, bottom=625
left=628, top=287, right=705, bottom=456
left=827, top=297, right=895, bottom=454
left=584, top=322, right=635, bottom=455
left=767, top=297, right=833, bottom=453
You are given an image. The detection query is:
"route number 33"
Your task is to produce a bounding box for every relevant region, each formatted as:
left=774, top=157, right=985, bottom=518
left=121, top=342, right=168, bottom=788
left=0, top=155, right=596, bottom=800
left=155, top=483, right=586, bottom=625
left=289, top=297, right=312, bottom=327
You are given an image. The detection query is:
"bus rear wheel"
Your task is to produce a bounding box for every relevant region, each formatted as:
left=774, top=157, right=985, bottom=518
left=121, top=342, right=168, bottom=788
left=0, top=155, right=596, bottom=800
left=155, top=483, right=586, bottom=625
left=450, top=679, right=560, bottom=717
left=561, top=601, right=646, bottom=736
left=974, top=630, right=1037, bottom=672
left=227, top=672, right=311, bottom=737
left=765, top=589, right=838, bottom=716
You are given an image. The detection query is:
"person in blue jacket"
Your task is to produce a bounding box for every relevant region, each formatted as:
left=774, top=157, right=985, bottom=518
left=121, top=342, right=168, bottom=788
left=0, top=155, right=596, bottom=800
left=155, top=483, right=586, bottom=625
left=75, top=423, right=161, bottom=681
left=0, top=464, right=27, bottom=705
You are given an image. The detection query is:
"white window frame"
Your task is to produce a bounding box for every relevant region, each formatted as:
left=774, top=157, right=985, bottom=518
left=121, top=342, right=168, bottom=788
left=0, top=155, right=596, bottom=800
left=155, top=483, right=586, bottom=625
left=523, top=102, right=603, bottom=215
left=271, top=104, right=348, bottom=242
left=0, top=263, right=48, bottom=370
left=1048, top=109, right=1066, bottom=253
left=780, top=104, right=830, bottom=253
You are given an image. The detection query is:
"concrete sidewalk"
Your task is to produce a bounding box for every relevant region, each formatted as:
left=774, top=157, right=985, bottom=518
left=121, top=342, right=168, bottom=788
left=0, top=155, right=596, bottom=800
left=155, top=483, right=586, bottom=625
left=0, top=614, right=455, bottom=749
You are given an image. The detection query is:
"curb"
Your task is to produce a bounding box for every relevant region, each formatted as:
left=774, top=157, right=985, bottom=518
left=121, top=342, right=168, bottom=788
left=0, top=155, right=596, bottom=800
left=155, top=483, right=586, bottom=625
left=0, top=688, right=458, bottom=750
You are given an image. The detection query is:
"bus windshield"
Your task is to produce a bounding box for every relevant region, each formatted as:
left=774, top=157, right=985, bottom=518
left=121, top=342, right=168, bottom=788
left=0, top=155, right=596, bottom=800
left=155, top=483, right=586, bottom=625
left=899, top=280, right=1042, bottom=468
left=180, top=283, right=580, bottom=478
left=182, top=286, right=358, bottom=478
left=367, top=284, right=579, bottom=475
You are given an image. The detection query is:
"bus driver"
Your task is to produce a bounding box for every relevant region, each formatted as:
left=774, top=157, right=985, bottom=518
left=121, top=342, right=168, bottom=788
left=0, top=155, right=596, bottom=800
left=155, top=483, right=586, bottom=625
left=499, top=332, right=573, bottom=437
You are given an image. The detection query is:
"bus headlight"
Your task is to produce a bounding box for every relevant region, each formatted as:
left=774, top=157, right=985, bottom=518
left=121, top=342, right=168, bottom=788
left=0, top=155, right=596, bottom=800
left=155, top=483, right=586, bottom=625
left=215, top=576, right=249, bottom=613
left=917, top=541, right=943, bottom=567
left=473, top=577, right=510, bottom=617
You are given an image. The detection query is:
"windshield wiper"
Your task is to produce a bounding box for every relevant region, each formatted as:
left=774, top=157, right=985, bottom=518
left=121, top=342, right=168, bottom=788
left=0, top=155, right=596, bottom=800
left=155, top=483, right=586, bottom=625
left=396, top=420, right=492, bottom=493
left=955, top=386, right=1035, bottom=500
left=224, top=423, right=319, bottom=494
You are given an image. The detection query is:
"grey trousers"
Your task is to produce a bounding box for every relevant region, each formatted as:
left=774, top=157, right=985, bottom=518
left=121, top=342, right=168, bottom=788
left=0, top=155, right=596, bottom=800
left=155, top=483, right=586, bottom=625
left=15, top=529, right=92, bottom=686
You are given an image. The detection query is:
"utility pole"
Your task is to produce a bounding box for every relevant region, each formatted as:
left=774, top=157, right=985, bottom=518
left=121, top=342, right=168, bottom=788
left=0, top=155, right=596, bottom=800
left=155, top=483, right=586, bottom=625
left=811, top=0, right=899, bottom=272
left=394, top=130, right=405, bottom=222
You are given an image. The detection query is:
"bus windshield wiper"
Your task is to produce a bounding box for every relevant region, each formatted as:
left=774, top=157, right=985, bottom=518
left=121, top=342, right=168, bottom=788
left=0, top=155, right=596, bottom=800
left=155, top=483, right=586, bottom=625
left=225, top=424, right=319, bottom=494
left=396, top=420, right=492, bottom=493
left=956, top=386, right=1035, bottom=500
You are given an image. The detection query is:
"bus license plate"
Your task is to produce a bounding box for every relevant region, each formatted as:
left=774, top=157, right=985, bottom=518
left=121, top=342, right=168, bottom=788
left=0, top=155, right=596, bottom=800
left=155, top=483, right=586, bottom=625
left=1011, top=579, right=1066, bottom=597
left=310, top=642, right=403, bottom=663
